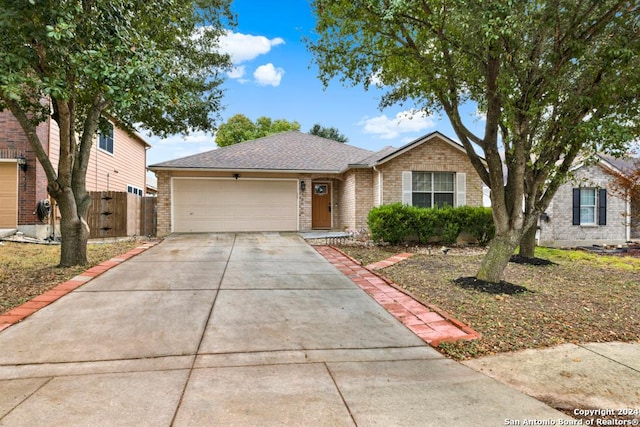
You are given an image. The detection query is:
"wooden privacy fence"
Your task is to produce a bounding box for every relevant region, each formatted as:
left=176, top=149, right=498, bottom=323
left=86, top=191, right=157, bottom=238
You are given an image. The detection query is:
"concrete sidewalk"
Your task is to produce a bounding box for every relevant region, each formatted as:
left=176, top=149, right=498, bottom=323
left=1, top=233, right=570, bottom=426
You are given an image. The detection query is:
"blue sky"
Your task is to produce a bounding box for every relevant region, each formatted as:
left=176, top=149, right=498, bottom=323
left=145, top=0, right=484, bottom=166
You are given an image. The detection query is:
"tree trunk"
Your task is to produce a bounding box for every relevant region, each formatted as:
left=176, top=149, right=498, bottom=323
left=476, top=230, right=521, bottom=283
left=54, top=187, right=90, bottom=267
left=59, top=214, right=90, bottom=267
left=518, top=223, right=537, bottom=258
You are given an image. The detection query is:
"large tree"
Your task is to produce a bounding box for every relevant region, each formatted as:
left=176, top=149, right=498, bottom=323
left=309, top=0, right=640, bottom=282
left=215, top=113, right=300, bottom=146
left=309, top=123, right=348, bottom=143
left=0, top=0, right=233, bottom=266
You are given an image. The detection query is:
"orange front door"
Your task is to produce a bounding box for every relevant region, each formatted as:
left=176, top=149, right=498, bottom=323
left=312, top=182, right=332, bottom=229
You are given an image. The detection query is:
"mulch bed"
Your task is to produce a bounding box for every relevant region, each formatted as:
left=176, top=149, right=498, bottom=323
left=509, top=255, right=557, bottom=266
left=452, top=276, right=532, bottom=295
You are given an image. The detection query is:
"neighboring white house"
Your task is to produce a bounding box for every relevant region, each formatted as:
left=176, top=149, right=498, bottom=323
left=538, top=154, right=639, bottom=247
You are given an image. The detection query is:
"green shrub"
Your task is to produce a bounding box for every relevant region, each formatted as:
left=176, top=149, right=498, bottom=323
left=367, top=204, right=494, bottom=245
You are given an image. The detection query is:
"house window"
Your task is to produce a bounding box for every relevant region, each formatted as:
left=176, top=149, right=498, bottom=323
left=99, top=122, right=114, bottom=154
left=572, top=187, right=607, bottom=226
left=127, top=185, right=143, bottom=196
left=580, top=188, right=597, bottom=225
left=412, top=172, right=455, bottom=208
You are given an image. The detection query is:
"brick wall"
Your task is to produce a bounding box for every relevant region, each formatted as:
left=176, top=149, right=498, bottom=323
left=299, top=176, right=312, bottom=230
left=378, top=136, right=484, bottom=207
left=353, top=169, right=373, bottom=230
left=0, top=111, right=50, bottom=227
left=155, top=170, right=172, bottom=236
left=539, top=164, right=629, bottom=246
left=337, top=171, right=356, bottom=230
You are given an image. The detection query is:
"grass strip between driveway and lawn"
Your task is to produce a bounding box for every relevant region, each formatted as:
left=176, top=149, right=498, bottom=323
left=336, top=244, right=640, bottom=360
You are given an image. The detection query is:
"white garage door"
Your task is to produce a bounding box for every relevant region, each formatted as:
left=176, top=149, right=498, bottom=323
left=172, top=178, right=298, bottom=232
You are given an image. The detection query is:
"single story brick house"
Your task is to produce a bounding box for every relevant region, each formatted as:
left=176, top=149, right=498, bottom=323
left=538, top=154, right=639, bottom=247
left=148, top=131, right=484, bottom=235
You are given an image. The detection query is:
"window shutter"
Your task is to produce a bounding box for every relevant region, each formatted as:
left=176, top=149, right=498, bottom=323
left=598, top=189, right=607, bottom=225
left=456, top=173, right=466, bottom=207
left=402, top=171, right=412, bottom=205
left=572, top=188, right=580, bottom=225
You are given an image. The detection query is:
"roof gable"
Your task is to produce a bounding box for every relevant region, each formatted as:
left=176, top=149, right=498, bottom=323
left=149, top=131, right=374, bottom=172
left=373, top=131, right=472, bottom=166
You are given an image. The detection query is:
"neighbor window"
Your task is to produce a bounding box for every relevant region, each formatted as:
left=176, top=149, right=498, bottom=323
left=412, top=172, right=455, bottom=208
left=99, top=122, right=114, bottom=154
left=579, top=188, right=597, bottom=225
left=572, top=187, right=607, bottom=226
left=127, top=185, right=143, bottom=196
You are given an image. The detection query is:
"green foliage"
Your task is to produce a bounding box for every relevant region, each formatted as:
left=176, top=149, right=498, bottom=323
left=0, top=0, right=234, bottom=136
left=0, top=0, right=234, bottom=265
left=309, top=0, right=640, bottom=281
left=215, top=114, right=301, bottom=147
left=367, top=204, right=494, bottom=245
left=308, top=123, right=348, bottom=143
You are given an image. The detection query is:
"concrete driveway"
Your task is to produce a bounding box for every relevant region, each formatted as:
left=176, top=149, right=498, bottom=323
left=0, top=233, right=570, bottom=426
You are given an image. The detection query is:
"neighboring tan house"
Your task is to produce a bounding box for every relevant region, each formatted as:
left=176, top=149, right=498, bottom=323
left=0, top=110, right=150, bottom=238
left=148, top=131, right=484, bottom=235
left=538, top=154, right=639, bottom=247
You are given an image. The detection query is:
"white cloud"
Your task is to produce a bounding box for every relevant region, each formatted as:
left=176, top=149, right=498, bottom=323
left=253, top=63, right=285, bottom=87
left=219, top=31, right=285, bottom=64
left=145, top=130, right=217, bottom=165
left=227, top=65, right=245, bottom=79
left=358, top=110, right=435, bottom=139
left=369, top=71, right=384, bottom=88
left=473, top=109, right=487, bottom=123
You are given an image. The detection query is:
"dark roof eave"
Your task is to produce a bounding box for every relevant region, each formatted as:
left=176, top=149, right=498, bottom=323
left=147, top=166, right=345, bottom=174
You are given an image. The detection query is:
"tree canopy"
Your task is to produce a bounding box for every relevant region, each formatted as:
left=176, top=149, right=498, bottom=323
left=309, top=123, right=348, bottom=143
left=309, top=0, right=640, bottom=282
left=215, top=114, right=300, bottom=147
left=0, top=0, right=234, bottom=266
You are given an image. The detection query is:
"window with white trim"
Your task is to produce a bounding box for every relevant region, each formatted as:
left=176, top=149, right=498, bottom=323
left=127, top=185, right=143, bottom=196
left=98, top=122, right=114, bottom=154
left=579, top=188, right=597, bottom=225
left=412, top=172, right=455, bottom=208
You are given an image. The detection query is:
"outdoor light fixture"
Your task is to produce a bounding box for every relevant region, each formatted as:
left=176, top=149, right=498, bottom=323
left=16, top=154, right=27, bottom=171
left=232, top=173, right=240, bottom=180
left=300, top=180, right=306, bottom=191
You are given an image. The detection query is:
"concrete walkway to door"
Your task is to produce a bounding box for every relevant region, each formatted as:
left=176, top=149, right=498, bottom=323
left=0, top=233, right=571, bottom=426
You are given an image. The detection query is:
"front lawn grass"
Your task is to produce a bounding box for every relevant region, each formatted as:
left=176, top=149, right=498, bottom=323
left=337, top=244, right=640, bottom=360
left=0, top=239, right=143, bottom=315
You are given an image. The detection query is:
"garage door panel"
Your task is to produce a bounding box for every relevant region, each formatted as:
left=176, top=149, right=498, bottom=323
left=173, top=179, right=297, bottom=233
left=0, top=163, right=18, bottom=228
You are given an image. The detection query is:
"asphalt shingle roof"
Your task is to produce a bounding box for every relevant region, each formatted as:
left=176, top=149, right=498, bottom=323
left=599, top=153, right=639, bottom=174
left=149, top=131, right=377, bottom=172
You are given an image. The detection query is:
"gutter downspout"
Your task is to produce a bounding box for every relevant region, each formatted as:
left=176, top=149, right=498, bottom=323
left=626, top=192, right=631, bottom=242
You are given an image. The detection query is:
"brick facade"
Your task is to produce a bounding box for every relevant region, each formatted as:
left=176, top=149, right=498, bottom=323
left=376, top=136, right=484, bottom=207
left=539, top=164, right=630, bottom=246
left=0, top=111, right=50, bottom=229
left=152, top=133, right=485, bottom=235
left=155, top=170, right=172, bottom=236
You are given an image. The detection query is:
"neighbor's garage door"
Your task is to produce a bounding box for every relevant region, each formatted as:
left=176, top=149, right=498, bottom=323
left=0, top=162, right=18, bottom=228
left=172, top=178, right=298, bottom=232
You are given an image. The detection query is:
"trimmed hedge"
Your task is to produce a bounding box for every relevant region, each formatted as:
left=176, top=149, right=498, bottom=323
left=367, top=203, right=494, bottom=245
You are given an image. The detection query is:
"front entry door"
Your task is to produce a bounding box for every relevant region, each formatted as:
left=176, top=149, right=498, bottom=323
left=312, top=182, right=332, bottom=229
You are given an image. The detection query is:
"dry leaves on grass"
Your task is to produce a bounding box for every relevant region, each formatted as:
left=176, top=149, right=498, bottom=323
left=0, top=240, right=143, bottom=314
left=337, top=244, right=640, bottom=360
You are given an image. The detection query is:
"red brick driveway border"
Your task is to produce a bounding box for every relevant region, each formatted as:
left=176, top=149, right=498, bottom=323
left=315, top=245, right=481, bottom=347
left=0, top=241, right=159, bottom=332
